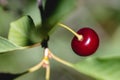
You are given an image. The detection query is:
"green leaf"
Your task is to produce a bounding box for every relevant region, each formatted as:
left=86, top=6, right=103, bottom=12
left=41, top=0, right=77, bottom=34
left=73, top=57, right=120, bottom=80
left=8, top=16, right=37, bottom=46
left=0, top=37, right=23, bottom=53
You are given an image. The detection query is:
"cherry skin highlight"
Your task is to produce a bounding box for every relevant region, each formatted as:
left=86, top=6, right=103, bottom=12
left=71, top=27, right=99, bottom=56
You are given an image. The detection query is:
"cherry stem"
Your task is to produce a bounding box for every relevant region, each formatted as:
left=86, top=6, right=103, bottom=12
left=58, top=23, right=83, bottom=40
left=28, top=48, right=50, bottom=80
left=28, top=48, right=74, bottom=80
left=46, top=62, right=50, bottom=80
left=28, top=59, right=44, bottom=72
left=48, top=49, right=74, bottom=69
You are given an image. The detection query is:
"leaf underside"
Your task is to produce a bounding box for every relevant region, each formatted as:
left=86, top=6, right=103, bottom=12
left=73, top=57, right=120, bottom=80
left=0, top=36, right=22, bottom=53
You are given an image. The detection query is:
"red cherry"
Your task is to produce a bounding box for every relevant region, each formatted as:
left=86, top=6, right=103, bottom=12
left=71, top=27, right=99, bottom=56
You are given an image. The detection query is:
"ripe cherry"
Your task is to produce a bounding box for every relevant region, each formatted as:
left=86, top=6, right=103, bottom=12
left=71, top=27, right=99, bottom=56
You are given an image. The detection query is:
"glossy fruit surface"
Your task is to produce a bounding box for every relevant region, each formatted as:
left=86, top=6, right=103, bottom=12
left=71, top=27, right=99, bottom=56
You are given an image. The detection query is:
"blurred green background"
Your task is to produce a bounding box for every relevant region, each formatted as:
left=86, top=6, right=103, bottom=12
left=0, top=0, right=120, bottom=80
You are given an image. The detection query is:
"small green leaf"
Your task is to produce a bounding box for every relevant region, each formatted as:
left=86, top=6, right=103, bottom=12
left=0, top=37, right=23, bottom=53
left=73, top=57, right=120, bottom=80
left=41, top=0, right=77, bottom=34
left=8, top=16, right=36, bottom=46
